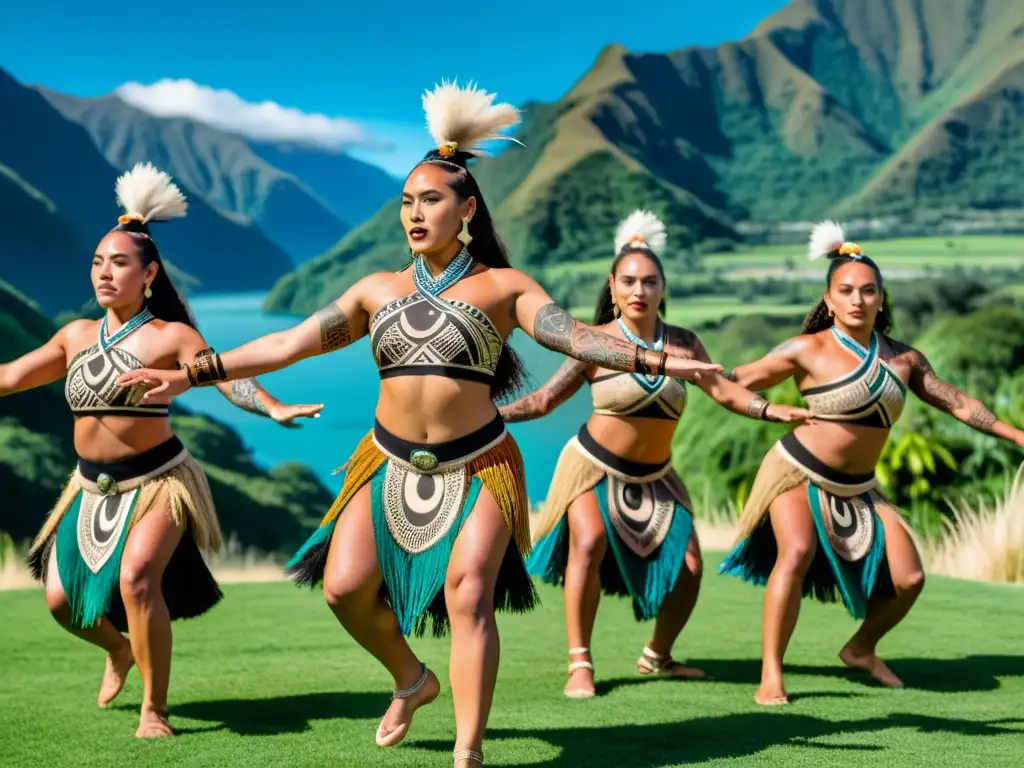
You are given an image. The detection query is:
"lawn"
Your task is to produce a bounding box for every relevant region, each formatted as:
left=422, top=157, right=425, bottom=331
left=1, top=554, right=1022, bottom=767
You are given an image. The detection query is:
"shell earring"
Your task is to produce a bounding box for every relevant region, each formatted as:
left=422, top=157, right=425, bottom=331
left=144, top=282, right=153, bottom=299
left=457, top=217, right=473, bottom=246
left=613, top=304, right=621, bottom=318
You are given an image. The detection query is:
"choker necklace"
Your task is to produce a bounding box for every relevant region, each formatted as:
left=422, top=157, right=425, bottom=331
left=413, top=248, right=474, bottom=298
left=617, top=317, right=664, bottom=352
left=99, top=306, right=155, bottom=352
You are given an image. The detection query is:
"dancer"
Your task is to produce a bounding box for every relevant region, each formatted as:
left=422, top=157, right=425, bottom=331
left=117, top=82, right=724, bottom=767
left=3, top=163, right=322, bottom=738
left=720, top=221, right=1024, bottom=705
left=500, top=210, right=810, bottom=699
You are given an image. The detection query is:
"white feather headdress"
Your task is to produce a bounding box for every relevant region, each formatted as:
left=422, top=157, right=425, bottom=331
left=614, top=210, right=667, bottom=254
left=422, top=80, right=524, bottom=159
left=807, top=219, right=863, bottom=260
left=115, top=162, right=188, bottom=225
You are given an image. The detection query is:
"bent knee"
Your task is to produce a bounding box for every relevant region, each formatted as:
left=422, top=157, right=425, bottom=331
left=775, top=538, right=816, bottom=575
left=896, top=568, right=925, bottom=595
left=568, top=527, right=608, bottom=565
left=322, top=575, right=364, bottom=611
left=119, top=562, right=162, bottom=605
left=446, top=572, right=494, bottom=624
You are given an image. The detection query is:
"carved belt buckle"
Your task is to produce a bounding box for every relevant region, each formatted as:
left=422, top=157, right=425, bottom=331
left=96, top=473, right=119, bottom=496
left=409, top=449, right=439, bottom=472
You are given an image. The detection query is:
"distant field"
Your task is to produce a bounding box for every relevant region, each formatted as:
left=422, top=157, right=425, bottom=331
left=549, top=236, right=1024, bottom=281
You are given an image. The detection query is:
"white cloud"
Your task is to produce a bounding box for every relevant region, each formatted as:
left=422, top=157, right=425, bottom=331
left=115, top=78, right=392, bottom=151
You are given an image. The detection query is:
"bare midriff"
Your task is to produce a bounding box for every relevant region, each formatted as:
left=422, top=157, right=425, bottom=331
left=788, top=421, right=889, bottom=475
left=73, top=416, right=174, bottom=463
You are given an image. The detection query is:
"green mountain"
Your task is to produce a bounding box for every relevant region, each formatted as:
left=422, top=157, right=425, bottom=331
left=0, top=68, right=294, bottom=315
left=0, top=279, right=326, bottom=555
left=38, top=89, right=352, bottom=265
left=264, top=0, right=1024, bottom=315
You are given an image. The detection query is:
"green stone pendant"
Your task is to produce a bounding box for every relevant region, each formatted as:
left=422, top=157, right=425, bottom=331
left=96, top=473, right=118, bottom=496
left=409, top=450, right=439, bottom=472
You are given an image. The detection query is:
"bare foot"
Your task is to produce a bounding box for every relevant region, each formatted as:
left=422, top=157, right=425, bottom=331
left=840, top=644, right=904, bottom=688
left=136, top=708, right=173, bottom=739
left=98, top=646, right=135, bottom=708
left=375, top=668, right=440, bottom=748
left=564, top=665, right=596, bottom=699
left=754, top=679, right=789, bottom=706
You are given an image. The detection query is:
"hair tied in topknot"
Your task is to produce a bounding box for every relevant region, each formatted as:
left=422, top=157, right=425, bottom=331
left=614, top=210, right=667, bottom=255
left=421, top=80, right=524, bottom=161
left=114, top=162, right=188, bottom=226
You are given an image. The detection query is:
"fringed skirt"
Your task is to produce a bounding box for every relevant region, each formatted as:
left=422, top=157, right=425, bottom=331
left=719, top=432, right=896, bottom=619
left=286, top=413, right=536, bottom=638
left=26, top=436, right=224, bottom=631
left=529, top=424, right=694, bottom=621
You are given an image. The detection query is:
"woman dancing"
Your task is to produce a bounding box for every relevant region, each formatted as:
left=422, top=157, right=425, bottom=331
left=118, top=82, right=724, bottom=766
left=720, top=221, right=1024, bottom=705
left=3, top=163, right=321, bottom=738
left=500, top=210, right=810, bottom=699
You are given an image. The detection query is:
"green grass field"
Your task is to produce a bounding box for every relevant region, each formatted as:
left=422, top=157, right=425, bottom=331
left=2, top=555, right=1022, bottom=767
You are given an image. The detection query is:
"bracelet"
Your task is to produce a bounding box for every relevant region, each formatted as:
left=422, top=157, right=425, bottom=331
left=634, top=345, right=651, bottom=375
left=176, top=361, right=198, bottom=388
left=193, top=347, right=227, bottom=387
left=746, top=396, right=770, bottom=420
left=654, top=350, right=668, bottom=376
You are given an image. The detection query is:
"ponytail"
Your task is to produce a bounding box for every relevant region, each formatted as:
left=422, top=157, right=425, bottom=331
left=113, top=219, right=198, bottom=330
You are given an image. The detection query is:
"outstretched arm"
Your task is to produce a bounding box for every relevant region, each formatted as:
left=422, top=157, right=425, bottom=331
left=510, top=273, right=722, bottom=382
left=0, top=322, right=78, bottom=397
left=906, top=348, right=1024, bottom=446
left=499, top=358, right=589, bottom=423
left=175, top=326, right=324, bottom=425
left=681, top=331, right=810, bottom=424
left=117, top=275, right=376, bottom=398
left=728, top=336, right=811, bottom=392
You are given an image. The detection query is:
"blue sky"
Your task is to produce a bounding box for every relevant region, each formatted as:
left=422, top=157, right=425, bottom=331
left=1, top=0, right=787, bottom=175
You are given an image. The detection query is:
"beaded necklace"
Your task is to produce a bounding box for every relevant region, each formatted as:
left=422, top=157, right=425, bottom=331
left=413, top=247, right=474, bottom=297
left=99, top=306, right=155, bottom=352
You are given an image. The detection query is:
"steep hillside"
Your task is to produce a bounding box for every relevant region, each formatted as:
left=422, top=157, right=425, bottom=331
left=263, top=0, right=1024, bottom=316
left=249, top=140, right=398, bottom=228
left=0, top=68, right=294, bottom=307
left=0, top=280, right=326, bottom=554
left=0, top=165, right=94, bottom=315
left=38, top=90, right=351, bottom=265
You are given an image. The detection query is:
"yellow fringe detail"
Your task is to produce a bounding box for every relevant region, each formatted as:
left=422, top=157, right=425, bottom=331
left=319, top=432, right=388, bottom=527
left=320, top=431, right=531, bottom=555
left=31, top=453, right=222, bottom=555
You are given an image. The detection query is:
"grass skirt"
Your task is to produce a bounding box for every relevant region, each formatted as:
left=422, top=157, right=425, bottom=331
left=719, top=435, right=896, bottom=619
left=529, top=429, right=694, bottom=621
left=26, top=437, right=223, bottom=630
left=286, top=418, right=536, bottom=638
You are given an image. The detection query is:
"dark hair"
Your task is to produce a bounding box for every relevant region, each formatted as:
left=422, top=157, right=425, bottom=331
left=593, top=246, right=668, bottom=325
left=112, top=219, right=198, bottom=330
left=802, top=251, right=892, bottom=336
left=410, top=151, right=528, bottom=403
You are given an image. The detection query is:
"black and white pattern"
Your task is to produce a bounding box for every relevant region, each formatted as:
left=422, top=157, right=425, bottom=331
left=817, top=489, right=874, bottom=562
left=607, top=477, right=676, bottom=558
left=382, top=461, right=470, bottom=554
left=370, top=293, right=502, bottom=377
left=76, top=489, right=138, bottom=574
left=65, top=344, right=163, bottom=414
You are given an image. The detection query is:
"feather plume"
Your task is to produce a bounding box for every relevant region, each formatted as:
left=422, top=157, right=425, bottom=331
left=614, top=210, right=667, bottom=254
left=115, top=162, right=188, bottom=224
left=807, top=220, right=845, bottom=261
left=422, top=80, right=523, bottom=156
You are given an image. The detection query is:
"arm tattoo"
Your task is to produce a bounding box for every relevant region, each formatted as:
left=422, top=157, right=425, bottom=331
left=500, top=359, right=587, bottom=423
left=910, top=354, right=964, bottom=412
left=315, top=302, right=351, bottom=353
left=966, top=405, right=997, bottom=433
left=228, top=378, right=268, bottom=416
left=533, top=303, right=635, bottom=372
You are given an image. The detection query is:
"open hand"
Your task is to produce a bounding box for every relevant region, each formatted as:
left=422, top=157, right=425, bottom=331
left=663, top=356, right=725, bottom=383
left=766, top=404, right=814, bottom=424
left=267, top=402, right=325, bottom=428
left=117, top=368, right=191, bottom=400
